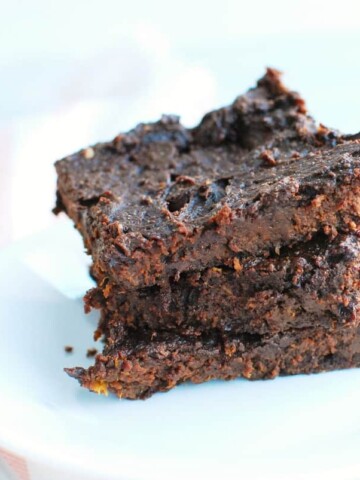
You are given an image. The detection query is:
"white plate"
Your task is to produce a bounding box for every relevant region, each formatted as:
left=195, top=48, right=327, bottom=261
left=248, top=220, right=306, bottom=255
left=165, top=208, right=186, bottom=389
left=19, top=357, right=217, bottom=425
left=1, top=222, right=360, bottom=480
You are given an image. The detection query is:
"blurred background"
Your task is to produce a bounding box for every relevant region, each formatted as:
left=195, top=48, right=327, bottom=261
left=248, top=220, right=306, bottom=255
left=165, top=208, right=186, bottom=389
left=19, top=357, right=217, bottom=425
left=1, top=0, right=360, bottom=247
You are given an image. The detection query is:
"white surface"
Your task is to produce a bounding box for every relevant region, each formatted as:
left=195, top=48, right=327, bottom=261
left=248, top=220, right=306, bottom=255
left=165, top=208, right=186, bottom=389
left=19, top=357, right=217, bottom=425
left=1, top=223, right=360, bottom=480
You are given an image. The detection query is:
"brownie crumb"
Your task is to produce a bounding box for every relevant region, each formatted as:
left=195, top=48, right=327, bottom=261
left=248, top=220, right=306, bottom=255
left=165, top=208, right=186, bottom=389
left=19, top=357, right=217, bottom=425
left=64, top=346, right=73, bottom=353
left=82, top=147, right=95, bottom=159
left=233, top=257, right=243, bottom=272
left=87, top=348, right=98, bottom=358
left=261, top=149, right=277, bottom=166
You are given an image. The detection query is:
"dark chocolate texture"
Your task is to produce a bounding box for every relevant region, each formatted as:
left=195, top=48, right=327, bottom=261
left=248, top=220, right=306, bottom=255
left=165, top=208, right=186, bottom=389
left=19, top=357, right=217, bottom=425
left=55, top=69, right=360, bottom=290
left=55, top=69, right=360, bottom=399
left=85, top=234, right=360, bottom=337
left=66, top=324, right=360, bottom=400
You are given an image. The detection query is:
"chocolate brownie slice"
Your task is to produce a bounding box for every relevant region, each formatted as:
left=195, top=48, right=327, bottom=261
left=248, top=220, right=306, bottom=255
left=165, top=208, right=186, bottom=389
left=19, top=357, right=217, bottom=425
left=57, top=69, right=360, bottom=400
left=66, top=323, right=360, bottom=399
left=85, top=234, right=360, bottom=338
left=55, top=69, right=360, bottom=290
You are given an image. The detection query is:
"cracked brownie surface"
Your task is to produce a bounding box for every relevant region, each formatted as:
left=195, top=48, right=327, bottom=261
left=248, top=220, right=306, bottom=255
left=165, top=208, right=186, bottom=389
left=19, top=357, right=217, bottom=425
left=55, top=69, right=360, bottom=290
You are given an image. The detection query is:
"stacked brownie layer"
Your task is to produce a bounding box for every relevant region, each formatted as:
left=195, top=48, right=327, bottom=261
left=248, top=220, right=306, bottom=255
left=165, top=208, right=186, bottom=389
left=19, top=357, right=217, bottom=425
left=86, top=234, right=360, bottom=338
left=55, top=69, right=360, bottom=399
left=67, top=325, right=360, bottom=400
